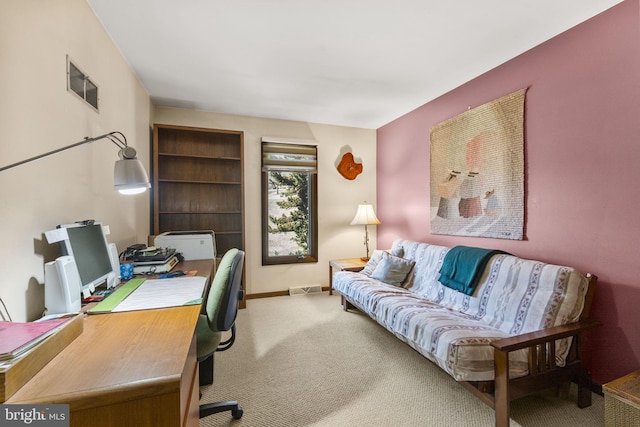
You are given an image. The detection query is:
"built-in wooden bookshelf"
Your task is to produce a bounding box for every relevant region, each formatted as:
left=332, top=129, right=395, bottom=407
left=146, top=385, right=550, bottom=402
left=152, top=124, right=245, bottom=258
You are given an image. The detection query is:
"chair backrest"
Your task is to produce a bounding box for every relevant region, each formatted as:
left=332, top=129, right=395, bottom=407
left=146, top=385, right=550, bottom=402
left=205, top=248, right=245, bottom=332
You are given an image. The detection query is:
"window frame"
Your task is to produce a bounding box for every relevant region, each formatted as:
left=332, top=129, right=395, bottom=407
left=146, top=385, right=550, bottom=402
left=261, top=138, right=318, bottom=266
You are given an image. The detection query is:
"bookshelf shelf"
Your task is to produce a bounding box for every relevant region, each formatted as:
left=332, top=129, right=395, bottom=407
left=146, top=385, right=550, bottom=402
left=152, top=124, right=245, bottom=257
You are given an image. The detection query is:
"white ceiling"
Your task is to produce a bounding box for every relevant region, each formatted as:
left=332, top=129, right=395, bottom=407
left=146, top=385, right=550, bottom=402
left=87, top=0, right=623, bottom=129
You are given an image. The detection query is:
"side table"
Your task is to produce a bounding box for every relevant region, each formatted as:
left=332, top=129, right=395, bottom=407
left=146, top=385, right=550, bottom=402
left=329, top=258, right=367, bottom=295
left=603, top=370, right=640, bottom=426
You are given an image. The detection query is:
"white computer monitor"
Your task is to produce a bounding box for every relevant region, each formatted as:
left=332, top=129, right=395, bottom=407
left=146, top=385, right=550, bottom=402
left=57, top=222, right=115, bottom=294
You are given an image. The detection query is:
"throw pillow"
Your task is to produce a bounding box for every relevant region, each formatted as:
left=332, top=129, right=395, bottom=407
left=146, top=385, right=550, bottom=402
left=361, top=250, right=384, bottom=276
left=390, top=246, right=404, bottom=258
left=371, top=251, right=415, bottom=286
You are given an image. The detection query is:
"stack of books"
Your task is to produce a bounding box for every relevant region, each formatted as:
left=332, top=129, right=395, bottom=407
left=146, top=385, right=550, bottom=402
left=132, top=247, right=179, bottom=274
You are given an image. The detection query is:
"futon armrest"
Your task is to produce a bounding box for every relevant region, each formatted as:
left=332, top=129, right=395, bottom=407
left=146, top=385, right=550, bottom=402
left=490, top=319, right=602, bottom=353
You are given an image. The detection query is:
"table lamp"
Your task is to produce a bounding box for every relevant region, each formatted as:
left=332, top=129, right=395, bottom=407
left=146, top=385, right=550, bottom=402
left=350, top=202, right=381, bottom=261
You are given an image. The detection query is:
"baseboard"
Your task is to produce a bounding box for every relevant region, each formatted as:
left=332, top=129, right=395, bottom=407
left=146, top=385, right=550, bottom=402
left=246, top=290, right=289, bottom=299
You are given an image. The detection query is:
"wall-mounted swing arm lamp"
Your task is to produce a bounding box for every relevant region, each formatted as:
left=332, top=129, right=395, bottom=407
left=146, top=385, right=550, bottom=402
left=0, top=131, right=151, bottom=195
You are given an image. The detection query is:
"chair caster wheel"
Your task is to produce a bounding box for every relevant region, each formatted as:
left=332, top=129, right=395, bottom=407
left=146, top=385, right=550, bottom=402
left=232, top=407, right=243, bottom=419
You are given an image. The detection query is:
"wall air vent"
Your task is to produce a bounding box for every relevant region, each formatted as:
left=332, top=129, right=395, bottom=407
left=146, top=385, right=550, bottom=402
left=288, top=285, right=323, bottom=296
left=67, top=56, right=98, bottom=111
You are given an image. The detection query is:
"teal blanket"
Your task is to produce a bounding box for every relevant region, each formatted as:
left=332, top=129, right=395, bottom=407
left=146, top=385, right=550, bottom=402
left=438, top=246, right=510, bottom=296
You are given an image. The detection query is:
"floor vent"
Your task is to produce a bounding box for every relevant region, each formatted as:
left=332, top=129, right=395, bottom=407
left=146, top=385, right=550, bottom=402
left=288, top=285, right=323, bottom=296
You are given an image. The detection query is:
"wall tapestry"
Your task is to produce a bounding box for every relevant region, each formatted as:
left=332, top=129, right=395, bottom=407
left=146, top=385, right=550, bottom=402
left=430, top=89, right=525, bottom=240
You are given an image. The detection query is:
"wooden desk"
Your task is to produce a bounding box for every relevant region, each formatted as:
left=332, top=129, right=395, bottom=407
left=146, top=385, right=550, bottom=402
left=6, top=259, right=214, bottom=427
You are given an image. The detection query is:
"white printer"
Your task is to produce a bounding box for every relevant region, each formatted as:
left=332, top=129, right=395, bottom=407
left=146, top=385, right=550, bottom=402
left=154, top=231, right=216, bottom=260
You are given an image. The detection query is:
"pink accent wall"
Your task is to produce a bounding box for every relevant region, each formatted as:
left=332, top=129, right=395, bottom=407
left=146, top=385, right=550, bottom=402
left=377, top=0, right=640, bottom=384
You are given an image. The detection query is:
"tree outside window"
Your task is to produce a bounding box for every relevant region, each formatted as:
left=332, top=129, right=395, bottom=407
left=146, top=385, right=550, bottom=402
left=261, top=139, right=318, bottom=265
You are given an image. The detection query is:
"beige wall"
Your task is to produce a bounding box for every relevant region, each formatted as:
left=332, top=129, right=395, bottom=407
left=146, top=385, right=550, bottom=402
left=153, top=107, right=377, bottom=296
left=0, top=0, right=377, bottom=320
left=0, top=0, right=151, bottom=321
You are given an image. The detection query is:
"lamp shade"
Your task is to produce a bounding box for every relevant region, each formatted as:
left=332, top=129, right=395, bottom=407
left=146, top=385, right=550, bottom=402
left=350, top=203, right=381, bottom=225
left=114, top=149, right=151, bottom=195
left=0, top=131, right=151, bottom=196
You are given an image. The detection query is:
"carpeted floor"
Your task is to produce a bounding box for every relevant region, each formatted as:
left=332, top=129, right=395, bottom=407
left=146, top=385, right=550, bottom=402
left=199, top=293, right=604, bottom=427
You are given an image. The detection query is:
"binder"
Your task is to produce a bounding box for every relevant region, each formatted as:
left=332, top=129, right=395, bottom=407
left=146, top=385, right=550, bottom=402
left=0, top=315, right=83, bottom=402
left=0, top=318, right=71, bottom=360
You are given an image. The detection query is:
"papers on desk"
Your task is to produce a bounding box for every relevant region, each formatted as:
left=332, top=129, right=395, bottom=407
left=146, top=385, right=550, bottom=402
left=89, top=276, right=207, bottom=314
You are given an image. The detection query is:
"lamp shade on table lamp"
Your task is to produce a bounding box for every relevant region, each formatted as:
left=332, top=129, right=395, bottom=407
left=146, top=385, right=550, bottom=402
left=350, top=203, right=381, bottom=260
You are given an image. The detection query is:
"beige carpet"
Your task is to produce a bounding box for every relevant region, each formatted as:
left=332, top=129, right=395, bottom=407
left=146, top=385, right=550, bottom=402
left=199, top=293, right=604, bottom=427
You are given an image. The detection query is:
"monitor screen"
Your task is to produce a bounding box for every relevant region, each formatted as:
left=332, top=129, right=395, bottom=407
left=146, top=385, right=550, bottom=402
left=58, top=222, right=114, bottom=293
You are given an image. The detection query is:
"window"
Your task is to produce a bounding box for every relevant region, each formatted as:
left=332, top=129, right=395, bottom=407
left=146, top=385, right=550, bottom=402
left=67, top=56, right=98, bottom=110
left=261, top=137, right=318, bottom=265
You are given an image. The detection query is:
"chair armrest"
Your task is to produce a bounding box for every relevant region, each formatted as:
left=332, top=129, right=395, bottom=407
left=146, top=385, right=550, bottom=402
left=491, top=318, right=602, bottom=353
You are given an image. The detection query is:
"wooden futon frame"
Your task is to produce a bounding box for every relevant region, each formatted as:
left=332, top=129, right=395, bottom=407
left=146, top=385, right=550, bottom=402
left=461, top=272, right=601, bottom=427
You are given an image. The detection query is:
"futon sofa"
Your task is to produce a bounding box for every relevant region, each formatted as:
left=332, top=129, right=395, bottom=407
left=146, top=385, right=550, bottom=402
left=332, top=239, right=600, bottom=427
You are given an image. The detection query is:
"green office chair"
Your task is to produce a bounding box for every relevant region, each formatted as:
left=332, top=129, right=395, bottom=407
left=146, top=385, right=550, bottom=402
left=196, top=248, right=245, bottom=420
